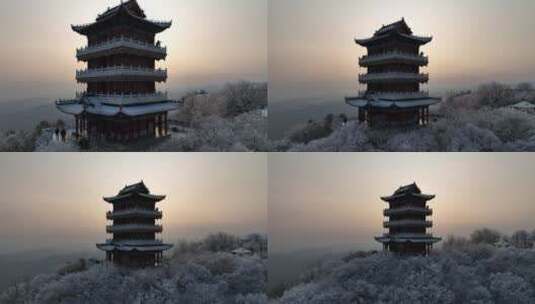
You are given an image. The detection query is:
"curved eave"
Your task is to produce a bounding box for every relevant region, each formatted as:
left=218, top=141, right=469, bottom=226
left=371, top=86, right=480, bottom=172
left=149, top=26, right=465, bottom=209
left=360, top=56, right=428, bottom=67
left=76, top=72, right=168, bottom=83
left=375, top=236, right=442, bottom=244
left=355, top=34, right=389, bottom=46
left=97, top=243, right=173, bottom=252
left=138, top=193, right=166, bottom=202
left=103, top=193, right=132, bottom=203
left=412, top=194, right=436, bottom=200
left=56, top=100, right=85, bottom=115
left=380, top=193, right=436, bottom=202
left=72, top=21, right=172, bottom=35
left=345, top=97, right=368, bottom=108
left=103, top=192, right=166, bottom=203
left=346, top=97, right=441, bottom=109
left=72, top=6, right=172, bottom=36
left=77, top=45, right=167, bottom=62
left=57, top=100, right=180, bottom=118
left=355, top=32, right=432, bottom=47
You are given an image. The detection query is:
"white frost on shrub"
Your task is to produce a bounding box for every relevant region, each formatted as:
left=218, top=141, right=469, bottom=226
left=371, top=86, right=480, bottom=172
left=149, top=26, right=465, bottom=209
left=286, top=106, right=535, bottom=152
left=290, top=122, right=373, bottom=152
left=276, top=245, right=535, bottom=304
left=155, top=111, right=270, bottom=152
left=0, top=253, right=266, bottom=304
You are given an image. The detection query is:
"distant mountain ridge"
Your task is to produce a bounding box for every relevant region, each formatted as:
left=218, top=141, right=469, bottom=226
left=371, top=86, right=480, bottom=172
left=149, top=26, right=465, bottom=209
left=0, top=98, right=69, bottom=132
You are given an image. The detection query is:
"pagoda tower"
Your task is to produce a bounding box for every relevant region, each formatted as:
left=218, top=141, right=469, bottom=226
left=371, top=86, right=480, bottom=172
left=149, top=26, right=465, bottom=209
left=97, top=181, right=173, bottom=267
left=375, top=183, right=441, bottom=255
left=56, top=0, right=178, bottom=142
left=346, top=18, right=440, bottom=128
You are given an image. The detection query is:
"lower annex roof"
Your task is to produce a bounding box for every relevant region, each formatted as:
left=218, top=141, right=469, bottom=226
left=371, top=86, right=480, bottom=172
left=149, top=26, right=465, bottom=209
left=345, top=96, right=440, bottom=109
left=56, top=98, right=179, bottom=117
left=96, top=243, right=173, bottom=252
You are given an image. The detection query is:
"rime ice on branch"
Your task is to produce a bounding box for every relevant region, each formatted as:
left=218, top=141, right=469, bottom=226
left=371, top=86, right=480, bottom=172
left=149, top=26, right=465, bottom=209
left=346, top=18, right=440, bottom=128
left=376, top=183, right=441, bottom=255
left=56, top=0, right=178, bottom=142
left=97, top=181, right=173, bottom=267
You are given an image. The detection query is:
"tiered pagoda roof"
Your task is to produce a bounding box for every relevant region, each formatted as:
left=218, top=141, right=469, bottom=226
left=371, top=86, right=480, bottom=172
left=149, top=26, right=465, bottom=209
left=57, top=0, right=178, bottom=142
left=375, top=183, right=441, bottom=254
left=346, top=96, right=439, bottom=109
left=97, top=181, right=173, bottom=258
left=355, top=18, right=432, bottom=46
left=72, top=0, right=172, bottom=35
left=103, top=181, right=166, bottom=203
left=345, top=18, right=441, bottom=127
left=381, top=183, right=436, bottom=202
left=56, top=99, right=178, bottom=117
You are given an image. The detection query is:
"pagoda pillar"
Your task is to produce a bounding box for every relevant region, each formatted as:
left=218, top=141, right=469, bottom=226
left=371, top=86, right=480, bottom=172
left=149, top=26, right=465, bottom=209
left=157, top=115, right=161, bottom=137
left=128, top=121, right=133, bottom=141
left=418, top=108, right=425, bottom=126
left=152, top=117, right=157, bottom=137
left=358, top=108, right=366, bottom=124
left=158, top=114, right=163, bottom=137
left=420, top=108, right=424, bottom=125
left=164, top=112, right=168, bottom=136
left=80, top=116, right=84, bottom=137
left=136, top=119, right=141, bottom=139
left=422, top=108, right=426, bottom=125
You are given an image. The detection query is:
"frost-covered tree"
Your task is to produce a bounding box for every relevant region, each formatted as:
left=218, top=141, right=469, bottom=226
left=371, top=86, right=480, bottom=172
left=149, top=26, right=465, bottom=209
left=490, top=272, right=534, bottom=304
left=477, top=82, right=514, bottom=108
left=204, top=232, right=239, bottom=253
left=0, top=242, right=267, bottom=304
left=290, top=122, right=374, bottom=152
left=470, top=228, right=502, bottom=245
left=223, top=82, right=267, bottom=117
left=511, top=230, right=533, bottom=249
left=516, top=82, right=534, bottom=92
left=275, top=243, right=535, bottom=304
left=176, top=91, right=227, bottom=127
left=154, top=110, right=270, bottom=152
left=283, top=84, right=535, bottom=152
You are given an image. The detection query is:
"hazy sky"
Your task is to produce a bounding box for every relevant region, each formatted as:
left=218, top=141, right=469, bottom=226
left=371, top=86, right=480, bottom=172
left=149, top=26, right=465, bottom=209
left=269, top=0, right=535, bottom=103
left=269, top=153, right=535, bottom=254
left=0, top=153, right=266, bottom=254
left=0, top=0, right=267, bottom=101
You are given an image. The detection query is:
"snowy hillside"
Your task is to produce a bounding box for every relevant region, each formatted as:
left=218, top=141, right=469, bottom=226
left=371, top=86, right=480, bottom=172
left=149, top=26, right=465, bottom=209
left=276, top=236, right=535, bottom=304
left=0, top=233, right=268, bottom=304
left=0, top=82, right=268, bottom=152
left=279, top=83, right=535, bottom=152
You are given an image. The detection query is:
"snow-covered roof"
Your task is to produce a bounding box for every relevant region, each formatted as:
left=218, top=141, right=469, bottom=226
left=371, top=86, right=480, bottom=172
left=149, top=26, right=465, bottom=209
left=97, top=243, right=173, bottom=252
left=376, top=18, right=413, bottom=35
left=232, top=248, right=253, bottom=255
left=345, top=96, right=440, bottom=109
left=120, top=181, right=149, bottom=194
left=56, top=98, right=179, bottom=117
left=355, top=19, right=432, bottom=46
left=380, top=183, right=436, bottom=202
left=56, top=101, right=85, bottom=115
left=97, top=0, right=146, bottom=21
left=103, top=192, right=166, bottom=203
left=375, top=235, right=442, bottom=244
left=103, top=181, right=166, bottom=203
left=510, top=101, right=535, bottom=109
left=72, top=0, right=172, bottom=35
left=104, top=239, right=165, bottom=246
